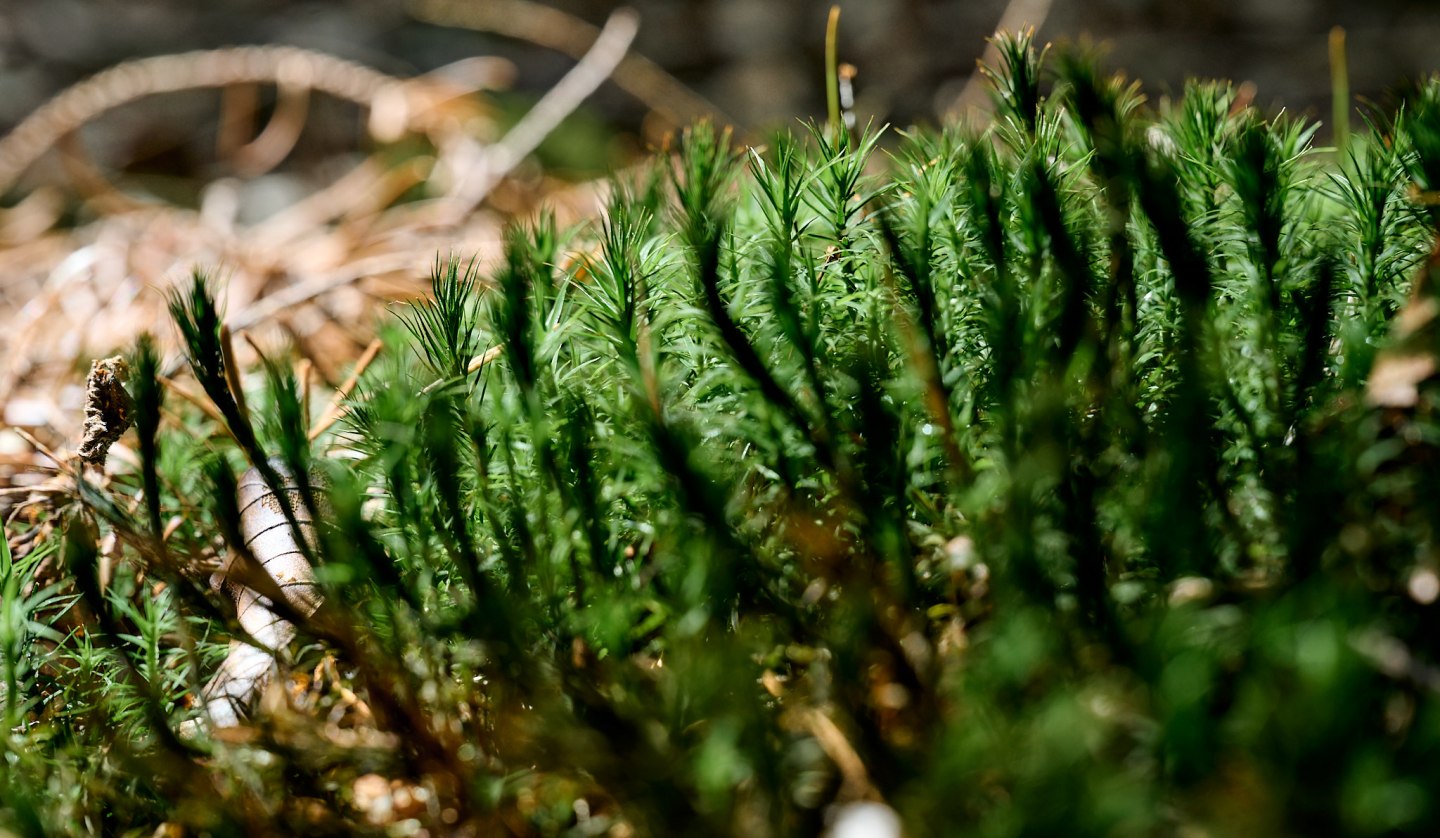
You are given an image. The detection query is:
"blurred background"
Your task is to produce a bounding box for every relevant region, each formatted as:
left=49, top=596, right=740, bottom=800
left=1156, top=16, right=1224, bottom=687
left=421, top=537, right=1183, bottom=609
left=4, top=0, right=1440, bottom=180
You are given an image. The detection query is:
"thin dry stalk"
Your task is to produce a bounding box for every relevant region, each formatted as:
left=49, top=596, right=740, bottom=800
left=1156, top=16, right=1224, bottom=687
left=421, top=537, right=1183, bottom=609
left=411, top=0, right=728, bottom=131
left=417, top=344, right=503, bottom=396
left=310, top=338, right=383, bottom=440
left=220, top=324, right=252, bottom=430
left=440, top=7, right=641, bottom=222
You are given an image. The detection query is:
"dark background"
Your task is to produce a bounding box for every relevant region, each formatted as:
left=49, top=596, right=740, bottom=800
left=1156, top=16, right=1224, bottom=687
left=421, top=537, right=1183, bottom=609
left=2, top=0, right=1439, bottom=175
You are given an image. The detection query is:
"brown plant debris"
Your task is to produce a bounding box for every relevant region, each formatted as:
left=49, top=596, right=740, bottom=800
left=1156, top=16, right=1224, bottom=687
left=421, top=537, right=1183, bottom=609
left=193, top=462, right=325, bottom=732
left=75, top=355, right=132, bottom=467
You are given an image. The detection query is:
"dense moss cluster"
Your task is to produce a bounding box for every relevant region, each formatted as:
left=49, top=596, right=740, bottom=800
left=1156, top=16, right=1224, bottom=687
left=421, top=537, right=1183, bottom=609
left=7, top=32, right=1440, bottom=836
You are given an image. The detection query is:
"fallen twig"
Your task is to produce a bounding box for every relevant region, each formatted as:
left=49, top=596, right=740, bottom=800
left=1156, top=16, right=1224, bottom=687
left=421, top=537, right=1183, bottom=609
left=439, top=7, right=641, bottom=223
left=411, top=0, right=727, bottom=131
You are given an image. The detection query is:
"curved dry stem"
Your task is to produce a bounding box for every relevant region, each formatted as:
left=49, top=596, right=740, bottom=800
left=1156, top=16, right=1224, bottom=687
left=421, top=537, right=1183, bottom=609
left=411, top=0, right=730, bottom=130
left=230, top=69, right=312, bottom=177
left=438, top=7, right=640, bottom=222
left=0, top=46, right=410, bottom=197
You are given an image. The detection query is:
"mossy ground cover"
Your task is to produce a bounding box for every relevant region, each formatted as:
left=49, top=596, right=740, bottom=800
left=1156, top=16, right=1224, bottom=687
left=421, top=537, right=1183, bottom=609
left=6, top=32, right=1440, bottom=836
